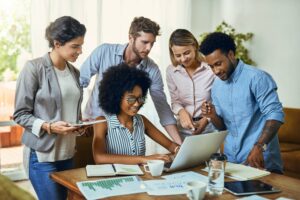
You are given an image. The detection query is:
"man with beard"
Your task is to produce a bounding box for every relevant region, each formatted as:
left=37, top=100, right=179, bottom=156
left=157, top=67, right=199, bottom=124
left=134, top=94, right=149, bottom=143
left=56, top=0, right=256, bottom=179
left=80, top=17, right=182, bottom=144
left=199, top=32, right=284, bottom=173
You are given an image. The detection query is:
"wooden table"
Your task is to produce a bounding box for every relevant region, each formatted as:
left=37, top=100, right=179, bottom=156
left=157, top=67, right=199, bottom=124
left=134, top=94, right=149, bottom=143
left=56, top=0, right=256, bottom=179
left=51, top=166, right=300, bottom=199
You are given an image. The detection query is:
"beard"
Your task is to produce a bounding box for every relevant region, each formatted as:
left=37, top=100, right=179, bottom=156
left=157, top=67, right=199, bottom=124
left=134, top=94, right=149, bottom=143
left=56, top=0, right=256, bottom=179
left=132, top=39, right=148, bottom=60
left=226, top=59, right=236, bottom=78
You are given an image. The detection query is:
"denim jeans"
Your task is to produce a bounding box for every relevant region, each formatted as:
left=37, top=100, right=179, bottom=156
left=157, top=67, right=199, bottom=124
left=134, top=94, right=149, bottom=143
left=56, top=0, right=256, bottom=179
left=29, top=150, right=73, bottom=200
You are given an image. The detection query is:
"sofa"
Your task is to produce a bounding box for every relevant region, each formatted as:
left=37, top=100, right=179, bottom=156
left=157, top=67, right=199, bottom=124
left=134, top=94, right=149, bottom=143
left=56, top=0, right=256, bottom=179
left=278, top=107, right=300, bottom=179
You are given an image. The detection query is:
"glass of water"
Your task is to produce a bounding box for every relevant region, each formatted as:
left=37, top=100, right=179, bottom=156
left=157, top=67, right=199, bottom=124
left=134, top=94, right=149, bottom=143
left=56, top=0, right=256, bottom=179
left=207, top=153, right=227, bottom=196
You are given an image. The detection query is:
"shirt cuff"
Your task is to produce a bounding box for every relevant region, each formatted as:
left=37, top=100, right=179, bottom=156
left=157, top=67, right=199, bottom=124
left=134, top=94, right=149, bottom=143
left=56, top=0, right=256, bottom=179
left=32, top=119, right=46, bottom=137
left=79, top=78, right=89, bottom=88
left=266, top=111, right=284, bottom=123
left=173, top=105, right=184, bottom=115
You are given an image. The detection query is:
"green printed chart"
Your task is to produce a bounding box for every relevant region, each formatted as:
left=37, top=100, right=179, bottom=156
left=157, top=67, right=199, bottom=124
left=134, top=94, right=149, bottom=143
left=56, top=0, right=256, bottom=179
left=77, top=176, right=145, bottom=199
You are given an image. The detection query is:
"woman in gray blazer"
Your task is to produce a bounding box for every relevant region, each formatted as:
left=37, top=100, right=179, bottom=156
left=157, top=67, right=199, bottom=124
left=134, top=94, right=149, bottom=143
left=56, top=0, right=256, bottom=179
left=13, top=16, right=86, bottom=200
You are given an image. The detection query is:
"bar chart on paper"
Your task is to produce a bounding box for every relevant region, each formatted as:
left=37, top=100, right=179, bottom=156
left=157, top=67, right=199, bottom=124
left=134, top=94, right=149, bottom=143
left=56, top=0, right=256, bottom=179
left=77, top=176, right=145, bottom=199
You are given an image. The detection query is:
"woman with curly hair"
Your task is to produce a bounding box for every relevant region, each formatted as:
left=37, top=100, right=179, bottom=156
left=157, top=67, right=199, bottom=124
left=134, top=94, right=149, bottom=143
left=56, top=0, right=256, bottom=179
left=92, top=64, right=180, bottom=164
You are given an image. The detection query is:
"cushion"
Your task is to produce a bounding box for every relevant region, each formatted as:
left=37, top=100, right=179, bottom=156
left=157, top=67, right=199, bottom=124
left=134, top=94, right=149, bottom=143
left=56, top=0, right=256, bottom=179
left=280, top=143, right=300, bottom=152
left=278, top=108, right=300, bottom=144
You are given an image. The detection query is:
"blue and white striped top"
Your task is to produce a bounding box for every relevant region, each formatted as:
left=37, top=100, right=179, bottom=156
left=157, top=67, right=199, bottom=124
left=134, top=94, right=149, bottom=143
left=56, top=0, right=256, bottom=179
left=104, top=114, right=146, bottom=156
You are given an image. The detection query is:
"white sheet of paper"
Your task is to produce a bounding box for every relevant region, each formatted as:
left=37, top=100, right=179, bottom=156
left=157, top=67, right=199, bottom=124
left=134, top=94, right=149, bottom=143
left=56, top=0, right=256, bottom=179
left=143, top=179, right=188, bottom=195
left=237, top=195, right=270, bottom=200
left=162, top=171, right=208, bottom=183
left=77, top=176, right=145, bottom=200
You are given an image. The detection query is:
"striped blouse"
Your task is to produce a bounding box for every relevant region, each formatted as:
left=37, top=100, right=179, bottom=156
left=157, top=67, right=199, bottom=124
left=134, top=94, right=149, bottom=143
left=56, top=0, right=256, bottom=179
left=104, top=114, right=146, bottom=156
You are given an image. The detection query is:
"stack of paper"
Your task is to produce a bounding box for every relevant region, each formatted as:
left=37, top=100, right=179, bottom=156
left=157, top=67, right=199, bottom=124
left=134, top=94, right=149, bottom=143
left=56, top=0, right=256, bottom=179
left=86, top=164, right=144, bottom=177
left=225, top=162, right=271, bottom=180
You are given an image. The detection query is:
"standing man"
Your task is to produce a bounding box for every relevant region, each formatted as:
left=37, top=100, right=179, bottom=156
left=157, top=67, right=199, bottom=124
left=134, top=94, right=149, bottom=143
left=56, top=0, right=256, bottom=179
left=80, top=16, right=182, bottom=144
left=199, top=32, right=284, bottom=173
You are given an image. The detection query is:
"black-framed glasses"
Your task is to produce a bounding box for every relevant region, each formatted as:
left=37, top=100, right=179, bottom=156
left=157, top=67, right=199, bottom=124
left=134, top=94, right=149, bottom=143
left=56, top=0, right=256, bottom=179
left=126, top=96, right=146, bottom=105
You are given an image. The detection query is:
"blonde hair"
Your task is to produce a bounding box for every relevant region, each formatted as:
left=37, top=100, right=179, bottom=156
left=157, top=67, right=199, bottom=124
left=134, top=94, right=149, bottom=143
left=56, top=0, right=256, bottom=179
left=169, top=29, right=204, bottom=66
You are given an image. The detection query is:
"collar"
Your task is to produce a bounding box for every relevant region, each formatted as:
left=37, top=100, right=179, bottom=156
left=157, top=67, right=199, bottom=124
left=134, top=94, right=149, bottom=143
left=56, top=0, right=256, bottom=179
left=173, top=62, right=207, bottom=73
left=116, top=43, right=147, bottom=69
left=108, top=114, right=138, bottom=129
left=227, top=59, right=244, bottom=83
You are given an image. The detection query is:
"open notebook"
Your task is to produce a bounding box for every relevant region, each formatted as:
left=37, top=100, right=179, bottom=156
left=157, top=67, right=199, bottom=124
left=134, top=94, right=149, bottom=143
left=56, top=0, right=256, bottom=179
left=203, top=162, right=270, bottom=180
left=86, top=164, right=144, bottom=177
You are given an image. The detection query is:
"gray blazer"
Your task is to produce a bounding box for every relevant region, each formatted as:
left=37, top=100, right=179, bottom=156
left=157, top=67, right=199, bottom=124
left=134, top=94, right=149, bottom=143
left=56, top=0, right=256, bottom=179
left=13, top=53, right=83, bottom=152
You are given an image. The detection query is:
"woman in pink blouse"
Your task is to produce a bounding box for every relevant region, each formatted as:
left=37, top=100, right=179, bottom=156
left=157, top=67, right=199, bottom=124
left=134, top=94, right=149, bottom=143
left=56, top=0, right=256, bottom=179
left=166, top=29, right=215, bottom=139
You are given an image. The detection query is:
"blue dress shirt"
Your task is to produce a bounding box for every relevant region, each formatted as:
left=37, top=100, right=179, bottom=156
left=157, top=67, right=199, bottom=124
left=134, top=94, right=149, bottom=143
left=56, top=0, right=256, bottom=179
left=212, top=60, right=284, bottom=171
left=80, top=43, right=176, bottom=126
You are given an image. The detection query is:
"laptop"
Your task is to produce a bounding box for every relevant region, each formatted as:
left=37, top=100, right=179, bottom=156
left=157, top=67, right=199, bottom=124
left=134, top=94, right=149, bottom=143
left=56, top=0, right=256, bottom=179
left=164, top=130, right=228, bottom=172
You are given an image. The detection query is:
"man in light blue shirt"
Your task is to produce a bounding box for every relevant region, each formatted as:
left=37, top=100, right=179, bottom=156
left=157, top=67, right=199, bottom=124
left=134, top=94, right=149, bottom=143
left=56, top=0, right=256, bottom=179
left=80, top=17, right=182, bottom=144
left=199, top=32, right=284, bottom=173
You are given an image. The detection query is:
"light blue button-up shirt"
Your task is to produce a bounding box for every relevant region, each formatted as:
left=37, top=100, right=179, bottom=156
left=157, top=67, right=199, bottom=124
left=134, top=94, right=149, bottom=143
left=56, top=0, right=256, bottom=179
left=212, top=60, right=284, bottom=171
left=80, top=43, right=176, bottom=126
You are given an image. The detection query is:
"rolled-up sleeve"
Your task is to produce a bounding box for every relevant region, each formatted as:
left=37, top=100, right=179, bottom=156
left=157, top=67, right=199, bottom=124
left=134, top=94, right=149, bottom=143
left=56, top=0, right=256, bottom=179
left=251, top=72, right=284, bottom=123
left=32, top=118, right=45, bottom=137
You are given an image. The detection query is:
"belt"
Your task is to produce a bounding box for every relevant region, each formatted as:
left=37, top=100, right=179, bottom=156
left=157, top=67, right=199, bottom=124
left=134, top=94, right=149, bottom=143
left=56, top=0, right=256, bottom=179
left=192, top=117, right=202, bottom=121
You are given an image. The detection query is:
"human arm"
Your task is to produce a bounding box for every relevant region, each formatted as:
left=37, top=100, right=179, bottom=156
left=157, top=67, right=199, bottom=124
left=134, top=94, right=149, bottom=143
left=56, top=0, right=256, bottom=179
left=92, top=116, right=172, bottom=164
left=166, top=68, right=194, bottom=132
left=142, top=115, right=179, bottom=155
left=192, top=117, right=209, bottom=135
left=13, top=61, right=78, bottom=137
left=245, top=72, right=284, bottom=168
left=79, top=45, right=103, bottom=87
left=149, top=66, right=182, bottom=144
left=245, top=120, right=282, bottom=168
left=201, top=101, right=226, bottom=130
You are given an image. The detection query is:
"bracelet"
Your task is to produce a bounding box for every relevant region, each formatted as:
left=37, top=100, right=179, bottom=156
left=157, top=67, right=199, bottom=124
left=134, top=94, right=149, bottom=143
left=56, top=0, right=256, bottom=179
left=47, top=122, right=52, bottom=135
left=174, top=145, right=180, bottom=154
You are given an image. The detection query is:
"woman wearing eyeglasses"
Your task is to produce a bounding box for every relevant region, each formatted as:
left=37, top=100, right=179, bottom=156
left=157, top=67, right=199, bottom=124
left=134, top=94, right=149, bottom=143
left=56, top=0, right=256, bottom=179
left=92, top=64, right=179, bottom=164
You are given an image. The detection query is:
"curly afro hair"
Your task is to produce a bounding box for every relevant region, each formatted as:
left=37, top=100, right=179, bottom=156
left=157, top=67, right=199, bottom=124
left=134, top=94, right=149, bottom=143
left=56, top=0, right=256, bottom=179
left=99, top=64, right=152, bottom=115
left=199, top=32, right=236, bottom=56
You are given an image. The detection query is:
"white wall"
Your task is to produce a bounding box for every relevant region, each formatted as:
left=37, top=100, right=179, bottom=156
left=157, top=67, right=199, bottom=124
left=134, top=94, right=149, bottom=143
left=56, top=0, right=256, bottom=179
left=191, top=0, right=300, bottom=108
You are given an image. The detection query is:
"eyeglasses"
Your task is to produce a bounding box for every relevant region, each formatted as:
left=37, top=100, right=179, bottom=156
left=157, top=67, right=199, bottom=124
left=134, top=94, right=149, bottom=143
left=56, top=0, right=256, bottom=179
left=126, top=96, right=146, bottom=105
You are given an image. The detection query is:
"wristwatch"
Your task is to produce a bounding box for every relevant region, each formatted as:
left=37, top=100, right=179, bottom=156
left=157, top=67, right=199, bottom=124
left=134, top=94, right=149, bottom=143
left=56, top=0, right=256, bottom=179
left=254, top=142, right=267, bottom=152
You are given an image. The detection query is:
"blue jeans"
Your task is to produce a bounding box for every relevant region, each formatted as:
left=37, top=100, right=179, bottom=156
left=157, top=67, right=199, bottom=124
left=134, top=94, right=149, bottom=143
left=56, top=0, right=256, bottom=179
left=29, top=150, right=73, bottom=200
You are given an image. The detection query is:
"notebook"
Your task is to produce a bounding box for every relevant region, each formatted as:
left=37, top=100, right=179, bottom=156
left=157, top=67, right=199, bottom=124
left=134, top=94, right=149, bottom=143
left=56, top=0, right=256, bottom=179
left=224, top=162, right=271, bottom=180
left=164, top=131, right=228, bottom=172
left=86, top=164, right=144, bottom=177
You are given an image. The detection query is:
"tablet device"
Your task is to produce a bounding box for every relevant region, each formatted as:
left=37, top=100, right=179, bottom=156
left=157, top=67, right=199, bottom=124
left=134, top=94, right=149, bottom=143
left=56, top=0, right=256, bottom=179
left=224, top=180, right=281, bottom=196
left=69, top=119, right=106, bottom=127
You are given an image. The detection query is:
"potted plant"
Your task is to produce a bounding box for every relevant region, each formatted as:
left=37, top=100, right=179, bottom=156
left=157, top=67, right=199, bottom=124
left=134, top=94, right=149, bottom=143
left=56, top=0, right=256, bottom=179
left=199, top=21, right=255, bottom=65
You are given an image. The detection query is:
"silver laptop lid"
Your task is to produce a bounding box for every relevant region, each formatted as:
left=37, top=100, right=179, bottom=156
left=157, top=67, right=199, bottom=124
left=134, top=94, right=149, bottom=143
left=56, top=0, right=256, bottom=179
left=165, top=130, right=228, bottom=172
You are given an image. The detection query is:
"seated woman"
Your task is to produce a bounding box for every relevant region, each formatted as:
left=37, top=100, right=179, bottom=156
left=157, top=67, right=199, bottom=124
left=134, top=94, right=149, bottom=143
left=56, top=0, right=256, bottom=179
left=92, top=64, right=180, bottom=164
left=166, top=29, right=216, bottom=140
